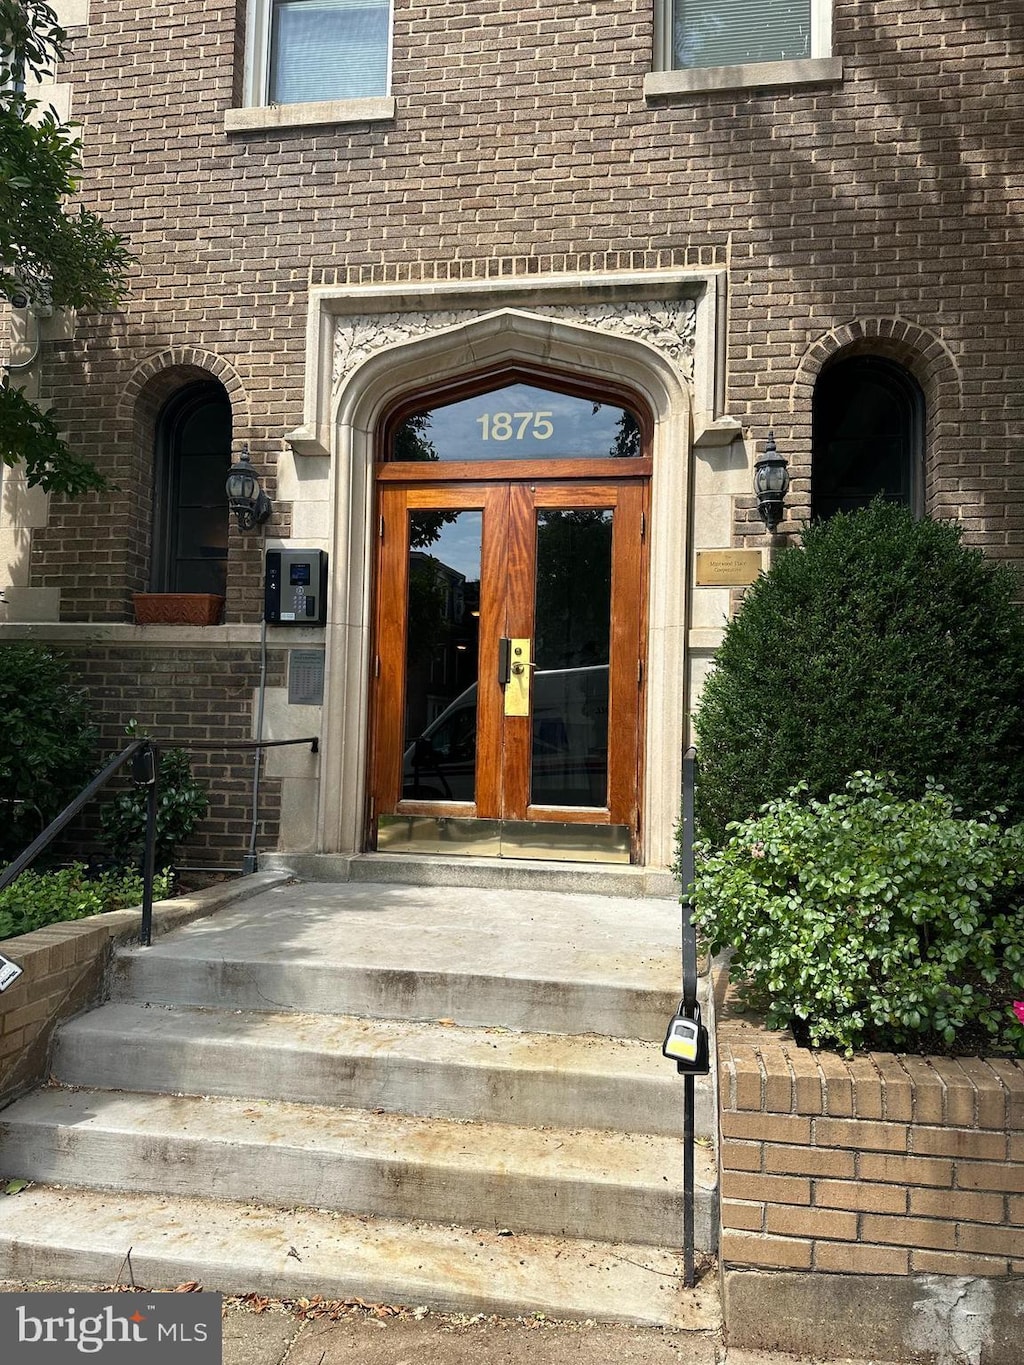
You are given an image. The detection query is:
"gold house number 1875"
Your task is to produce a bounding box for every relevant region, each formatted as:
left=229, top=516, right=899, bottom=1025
left=476, top=411, right=554, bottom=441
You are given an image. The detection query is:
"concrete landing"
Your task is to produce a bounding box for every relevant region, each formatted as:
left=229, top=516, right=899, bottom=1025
left=111, top=878, right=698, bottom=1042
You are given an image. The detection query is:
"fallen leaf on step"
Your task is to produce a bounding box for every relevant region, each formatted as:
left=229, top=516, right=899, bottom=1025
left=437, top=1018, right=456, bottom=1026
left=173, top=1282, right=203, bottom=1293
left=3, top=1180, right=29, bottom=1195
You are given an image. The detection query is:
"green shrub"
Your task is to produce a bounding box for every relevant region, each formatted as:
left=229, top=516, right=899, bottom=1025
left=0, top=645, right=97, bottom=863
left=693, top=502, right=1024, bottom=846
left=101, top=745, right=209, bottom=870
left=0, top=864, right=171, bottom=941
left=692, top=773, right=1024, bottom=1055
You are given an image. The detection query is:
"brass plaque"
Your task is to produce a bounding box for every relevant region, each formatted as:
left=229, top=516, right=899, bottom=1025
left=695, top=549, right=764, bottom=587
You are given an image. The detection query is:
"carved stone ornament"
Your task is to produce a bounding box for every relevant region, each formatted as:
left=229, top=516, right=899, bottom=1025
left=331, top=300, right=697, bottom=391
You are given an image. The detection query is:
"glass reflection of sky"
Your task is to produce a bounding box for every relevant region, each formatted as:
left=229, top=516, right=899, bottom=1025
left=419, top=513, right=482, bottom=581
left=399, top=383, right=637, bottom=461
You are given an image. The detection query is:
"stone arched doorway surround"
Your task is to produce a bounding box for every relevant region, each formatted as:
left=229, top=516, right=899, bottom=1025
left=786, top=319, right=963, bottom=524
left=316, top=307, right=696, bottom=868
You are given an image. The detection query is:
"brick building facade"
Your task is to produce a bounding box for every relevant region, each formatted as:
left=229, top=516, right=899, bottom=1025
left=1, top=0, right=1021, bottom=871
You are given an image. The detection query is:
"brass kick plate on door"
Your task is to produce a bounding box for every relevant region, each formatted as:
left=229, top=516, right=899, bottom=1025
left=504, top=638, right=532, bottom=717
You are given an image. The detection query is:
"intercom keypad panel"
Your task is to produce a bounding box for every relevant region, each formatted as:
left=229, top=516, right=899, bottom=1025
left=265, top=549, right=328, bottom=626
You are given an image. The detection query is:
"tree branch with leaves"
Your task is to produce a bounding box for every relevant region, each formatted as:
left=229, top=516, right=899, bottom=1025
left=1, top=0, right=131, bottom=492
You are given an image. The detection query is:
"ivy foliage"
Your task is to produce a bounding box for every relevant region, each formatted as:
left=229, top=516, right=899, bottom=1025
left=692, top=773, right=1024, bottom=1056
left=0, top=644, right=97, bottom=863
left=1, top=0, right=131, bottom=491
left=693, top=502, right=1024, bottom=845
left=0, top=864, right=170, bottom=941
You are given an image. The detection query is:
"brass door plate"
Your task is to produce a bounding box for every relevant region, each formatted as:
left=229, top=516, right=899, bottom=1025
left=504, top=638, right=532, bottom=716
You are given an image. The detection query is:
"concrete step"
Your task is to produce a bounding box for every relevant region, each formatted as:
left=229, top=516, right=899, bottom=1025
left=52, top=1003, right=714, bottom=1138
left=263, top=853, right=680, bottom=899
left=110, top=880, right=699, bottom=1042
left=0, top=1185, right=722, bottom=1329
left=0, top=1089, right=718, bottom=1250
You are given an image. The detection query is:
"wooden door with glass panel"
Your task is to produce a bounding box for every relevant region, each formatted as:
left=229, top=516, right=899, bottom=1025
left=369, top=375, right=649, bottom=861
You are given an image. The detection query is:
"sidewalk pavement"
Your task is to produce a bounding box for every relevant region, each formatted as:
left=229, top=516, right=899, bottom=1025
left=222, top=1301, right=912, bottom=1365
left=0, top=1282, right=912, bottom=1365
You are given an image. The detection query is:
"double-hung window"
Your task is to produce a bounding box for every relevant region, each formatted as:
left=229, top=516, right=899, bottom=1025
left=674, top=0, right=812, bottom=69
left=232, top=0, right=394, bottom=130
left=648, top=0, right=840, bottom=96
left=266, top=0, right=390, bottom=104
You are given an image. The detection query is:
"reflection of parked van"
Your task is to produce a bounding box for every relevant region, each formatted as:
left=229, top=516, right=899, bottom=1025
left=403, top=665, right=609, bottom=806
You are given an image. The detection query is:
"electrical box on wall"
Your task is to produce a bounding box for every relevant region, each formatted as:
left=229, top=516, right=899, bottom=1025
left=265, top=549, right=328, bottom=626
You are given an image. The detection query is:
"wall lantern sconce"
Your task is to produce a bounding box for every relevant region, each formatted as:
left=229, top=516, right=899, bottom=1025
left=226, top=446, right=272, bottom=531
left=753, top=430, right=790, bottom=533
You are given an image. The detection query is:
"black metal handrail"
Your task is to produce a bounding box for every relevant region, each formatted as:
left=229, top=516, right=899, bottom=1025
left=0, top=735, right=321, bottom=951
left=179, top=738, right=319, bottom=753
left=178, top=735, right=319, bottom=874
left=0, top=739, right=161, bottom=947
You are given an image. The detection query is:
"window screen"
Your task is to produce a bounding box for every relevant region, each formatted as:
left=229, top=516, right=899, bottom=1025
left=673, top=0, right=811, bottom=69
left=269, top=0, right=390, bottom=103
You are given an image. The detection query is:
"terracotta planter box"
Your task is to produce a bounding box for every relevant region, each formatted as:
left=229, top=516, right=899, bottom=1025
left=132, top=593, right=224, bottom=626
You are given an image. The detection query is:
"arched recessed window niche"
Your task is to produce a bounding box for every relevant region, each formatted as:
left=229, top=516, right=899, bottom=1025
left=151, top=381, right=232, bottom=596
left=811, top=356, right=924, bottom=521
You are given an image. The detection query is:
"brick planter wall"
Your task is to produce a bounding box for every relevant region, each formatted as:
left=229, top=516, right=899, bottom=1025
left=0, top=920, right=110, bottom=1110
left=714, top=966, right=1024, bottom=1364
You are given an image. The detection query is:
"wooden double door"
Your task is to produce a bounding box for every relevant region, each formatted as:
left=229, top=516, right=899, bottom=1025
left=369, top=474, right=649, bottom=860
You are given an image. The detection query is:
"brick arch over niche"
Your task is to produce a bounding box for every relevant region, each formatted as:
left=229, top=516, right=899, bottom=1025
left=119, top=347, right=250, bottom=429
left=786, top=319, right=963, bottom=523
left=119, top=349, right=250, bottom=599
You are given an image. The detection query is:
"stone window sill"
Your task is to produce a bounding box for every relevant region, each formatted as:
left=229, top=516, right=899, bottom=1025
left=644, top=57, right=843, bottom=100
left=224, top=97, right=396, bottom=134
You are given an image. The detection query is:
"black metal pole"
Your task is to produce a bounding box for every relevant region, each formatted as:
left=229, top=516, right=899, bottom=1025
left=681, top=744, right=698, bottom=1288
left=139, top=742, right=159, bottom=947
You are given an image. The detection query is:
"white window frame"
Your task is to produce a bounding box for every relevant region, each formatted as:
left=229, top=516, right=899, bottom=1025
left=226, top=0, right=396, bottom=133
left=647, top=0, right=841, bottom=99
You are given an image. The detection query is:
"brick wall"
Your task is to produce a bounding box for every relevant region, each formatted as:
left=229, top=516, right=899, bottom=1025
left=716, top=974, right=1024, bottom=1281
left=8, top=0, right=1018, bottom=623
left=49, top=642, right=286, bottom=867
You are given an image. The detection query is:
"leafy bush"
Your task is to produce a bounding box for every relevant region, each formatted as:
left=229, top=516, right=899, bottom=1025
left=693, top=502, right=1024, bottom=846
left=0, top=864, right=171, bottom=941
left=692, top=773, right=1024, bottom=1055
left=101, top=745, right=208, bottom=870
left=0, top=645, right=97, bottom=862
